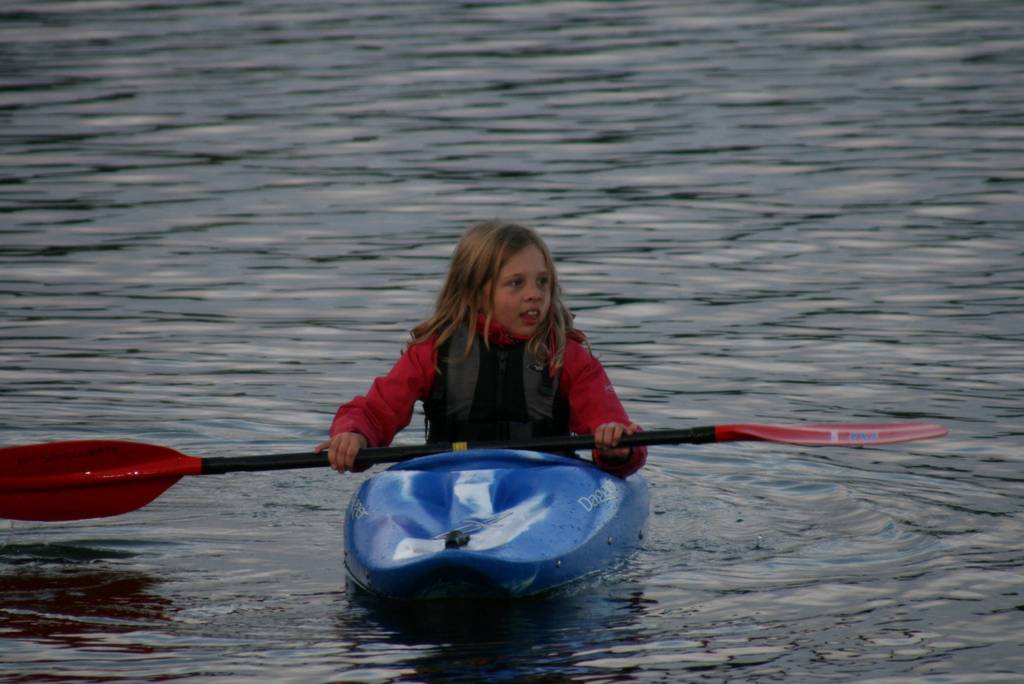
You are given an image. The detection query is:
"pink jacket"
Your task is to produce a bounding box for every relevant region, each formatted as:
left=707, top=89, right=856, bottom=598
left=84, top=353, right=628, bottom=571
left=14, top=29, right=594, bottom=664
left=330, top=335, right=647, bottom=477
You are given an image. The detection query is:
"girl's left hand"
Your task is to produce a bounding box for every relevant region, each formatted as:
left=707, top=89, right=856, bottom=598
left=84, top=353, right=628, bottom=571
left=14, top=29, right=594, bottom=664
left=594, top=421, right=638, bottom=462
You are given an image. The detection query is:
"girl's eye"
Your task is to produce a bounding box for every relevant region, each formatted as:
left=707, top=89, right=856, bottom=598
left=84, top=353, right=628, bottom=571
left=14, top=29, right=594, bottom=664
left=503, top=275, right=548, bottom=289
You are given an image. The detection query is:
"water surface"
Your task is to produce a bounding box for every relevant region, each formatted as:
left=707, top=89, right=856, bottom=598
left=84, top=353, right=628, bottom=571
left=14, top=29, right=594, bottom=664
left=2, top=0, right=1023, bottom=681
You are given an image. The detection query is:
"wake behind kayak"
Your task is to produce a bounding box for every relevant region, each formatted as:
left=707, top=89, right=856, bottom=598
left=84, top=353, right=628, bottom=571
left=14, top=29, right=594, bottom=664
left=343, top=449, right=649, bottom=600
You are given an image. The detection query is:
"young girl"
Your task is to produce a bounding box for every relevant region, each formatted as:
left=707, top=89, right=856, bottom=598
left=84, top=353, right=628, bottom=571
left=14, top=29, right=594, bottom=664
left=316, top=219, right=646, bottom=477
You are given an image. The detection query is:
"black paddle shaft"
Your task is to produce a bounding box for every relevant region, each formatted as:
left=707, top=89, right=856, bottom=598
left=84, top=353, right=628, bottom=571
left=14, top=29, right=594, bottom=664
left=198, top=427, right=718, bottom=475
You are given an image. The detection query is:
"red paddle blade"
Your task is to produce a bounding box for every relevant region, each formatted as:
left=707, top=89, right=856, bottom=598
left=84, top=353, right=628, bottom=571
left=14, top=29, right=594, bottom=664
left=715, top=422, right=948, bottom=446
left=0, top=440, right=202, bottom=522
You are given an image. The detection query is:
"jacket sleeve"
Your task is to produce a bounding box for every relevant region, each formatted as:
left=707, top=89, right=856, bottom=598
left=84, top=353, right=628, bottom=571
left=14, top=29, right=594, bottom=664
left=560, top=341, right=647, bottom=477
left=329, top=339, right=436, bottom=448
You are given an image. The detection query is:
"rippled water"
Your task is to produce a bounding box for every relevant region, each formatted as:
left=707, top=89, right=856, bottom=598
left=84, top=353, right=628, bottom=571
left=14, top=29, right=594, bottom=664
left=2, top=0, right=1023, bottom=681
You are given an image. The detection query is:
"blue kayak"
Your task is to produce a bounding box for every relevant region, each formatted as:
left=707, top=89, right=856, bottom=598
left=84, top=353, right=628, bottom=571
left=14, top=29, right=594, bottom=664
left=343, top=449, right=649, bottom=600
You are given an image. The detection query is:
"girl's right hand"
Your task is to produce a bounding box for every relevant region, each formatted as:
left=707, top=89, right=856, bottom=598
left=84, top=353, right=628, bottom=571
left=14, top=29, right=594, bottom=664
left=315, top=432, right=368, bottom=473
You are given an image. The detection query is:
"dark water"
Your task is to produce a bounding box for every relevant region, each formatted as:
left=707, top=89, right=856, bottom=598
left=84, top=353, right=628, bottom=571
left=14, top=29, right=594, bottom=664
left=2, top=0, right=1022, bottom=680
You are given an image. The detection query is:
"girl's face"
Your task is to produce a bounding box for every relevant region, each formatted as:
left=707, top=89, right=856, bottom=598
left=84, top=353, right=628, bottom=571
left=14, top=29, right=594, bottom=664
left=488, top=244, right=551, bottom=337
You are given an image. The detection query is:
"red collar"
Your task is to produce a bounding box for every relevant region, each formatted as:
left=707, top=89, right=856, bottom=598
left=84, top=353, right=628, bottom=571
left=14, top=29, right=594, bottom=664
left=475, top=313, right=528, bottom=347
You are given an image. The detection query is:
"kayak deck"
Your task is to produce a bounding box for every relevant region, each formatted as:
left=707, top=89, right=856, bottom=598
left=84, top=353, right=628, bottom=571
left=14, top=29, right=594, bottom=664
left=343, top=449, right=649, bottom=600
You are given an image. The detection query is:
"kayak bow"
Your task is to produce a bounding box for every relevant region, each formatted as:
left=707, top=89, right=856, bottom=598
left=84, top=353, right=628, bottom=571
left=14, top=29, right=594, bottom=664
left=343, top=449, right=650, bottom=600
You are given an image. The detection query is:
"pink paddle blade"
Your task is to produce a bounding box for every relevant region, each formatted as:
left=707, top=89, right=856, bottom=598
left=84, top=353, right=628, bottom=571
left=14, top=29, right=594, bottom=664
left=0, top=440, right=202, bottom=521
left=715, top=422, right=948, bottom=446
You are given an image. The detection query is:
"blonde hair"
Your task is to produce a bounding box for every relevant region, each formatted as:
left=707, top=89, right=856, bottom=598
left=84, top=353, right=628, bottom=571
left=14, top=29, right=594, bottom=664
left=411, top=219, right=580, bottom=370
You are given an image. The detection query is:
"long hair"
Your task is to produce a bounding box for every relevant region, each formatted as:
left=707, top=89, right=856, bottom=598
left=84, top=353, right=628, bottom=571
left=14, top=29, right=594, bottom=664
left=411, top=219, right=580, bottom=370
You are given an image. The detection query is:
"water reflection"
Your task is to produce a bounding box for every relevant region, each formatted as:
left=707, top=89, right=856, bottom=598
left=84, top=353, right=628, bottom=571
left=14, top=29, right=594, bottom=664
left=341, top=586, right=652, bottom=682
left=0, top=565, right=173, bottom=651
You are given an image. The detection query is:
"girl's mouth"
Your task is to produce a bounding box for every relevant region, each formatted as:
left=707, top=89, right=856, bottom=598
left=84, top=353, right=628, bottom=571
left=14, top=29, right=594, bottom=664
left=520, top=309, right=541, bottom=325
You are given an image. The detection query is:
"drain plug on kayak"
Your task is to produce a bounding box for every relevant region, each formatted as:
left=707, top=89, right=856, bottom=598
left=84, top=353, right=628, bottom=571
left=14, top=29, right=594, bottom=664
left=444, top=529, right=471, bottom=549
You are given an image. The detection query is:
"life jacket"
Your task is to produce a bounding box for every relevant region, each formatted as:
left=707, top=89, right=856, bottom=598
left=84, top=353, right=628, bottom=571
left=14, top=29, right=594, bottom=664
left=424, top=325, right=570, bottom=443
